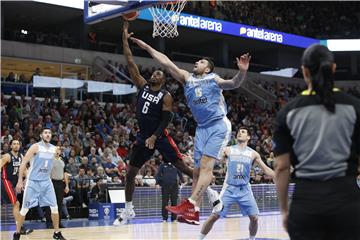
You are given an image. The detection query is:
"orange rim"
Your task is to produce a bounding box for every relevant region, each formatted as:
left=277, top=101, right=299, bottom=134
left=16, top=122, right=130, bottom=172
left=164, top=0, right=185, bottom=5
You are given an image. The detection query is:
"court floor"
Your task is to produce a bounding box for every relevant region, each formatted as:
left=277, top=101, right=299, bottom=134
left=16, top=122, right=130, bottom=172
left=1, top=214, right=289, bottom=240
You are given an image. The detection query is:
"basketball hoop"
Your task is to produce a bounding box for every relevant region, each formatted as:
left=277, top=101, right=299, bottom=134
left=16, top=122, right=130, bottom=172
left=149, top=0, right=187, bottom=38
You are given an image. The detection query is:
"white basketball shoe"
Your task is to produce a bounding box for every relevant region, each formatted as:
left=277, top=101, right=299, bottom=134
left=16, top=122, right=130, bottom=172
left=206, top=187, right=223, bottom=214
left=113, top=207, right=136, bottom=226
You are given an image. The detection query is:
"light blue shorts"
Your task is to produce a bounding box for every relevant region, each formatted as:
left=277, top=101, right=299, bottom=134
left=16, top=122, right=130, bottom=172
left=218, top=184, right=259, bottom=217
left=193, top=117, right=231, bottom=168
left=22, top=179, right=57, bottom=209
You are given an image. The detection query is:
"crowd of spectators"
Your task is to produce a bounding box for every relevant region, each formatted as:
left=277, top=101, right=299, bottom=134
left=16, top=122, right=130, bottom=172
left=186, top=1, right=360, bottom=39
left=256, top=80, right=360, bottom=109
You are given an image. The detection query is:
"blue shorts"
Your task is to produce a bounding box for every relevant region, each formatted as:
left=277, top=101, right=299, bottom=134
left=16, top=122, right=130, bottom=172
left=218, top=183, right=259, bottom=217
left=194, top=117, right=231, bottom=168
left=22, top=179, right=57, bottom=209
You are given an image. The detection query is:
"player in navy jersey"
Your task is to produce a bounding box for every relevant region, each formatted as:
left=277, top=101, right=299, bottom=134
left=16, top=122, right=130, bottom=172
left=131, top=33, right=251, bottom=224
left=1, top=139, right=33, bottom=236
left=114, top=21, right=220, bottom=225
left=199, top=127, right=274, bottom=240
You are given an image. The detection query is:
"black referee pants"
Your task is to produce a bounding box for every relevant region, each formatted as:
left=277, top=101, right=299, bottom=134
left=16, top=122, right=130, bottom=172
left=161, top=184, right=178, bottom=221
left=288, top=176, right=360, bottom=240
left=45, top=180, right=65, bottom=226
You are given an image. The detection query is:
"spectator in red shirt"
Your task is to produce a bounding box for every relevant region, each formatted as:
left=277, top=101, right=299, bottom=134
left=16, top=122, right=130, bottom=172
left=117, top=160, right=128, bottom=174
left=116, top=140, right=128, bottom=159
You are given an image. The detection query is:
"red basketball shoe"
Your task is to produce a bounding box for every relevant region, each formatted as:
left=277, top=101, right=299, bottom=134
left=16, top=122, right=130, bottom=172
left=166, top=199, right=195, bottom=215
left=177, top=210, right=200, bottom=225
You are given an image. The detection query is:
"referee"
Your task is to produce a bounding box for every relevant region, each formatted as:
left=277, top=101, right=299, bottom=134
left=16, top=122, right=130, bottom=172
left=273, top=44, right=360, bottom=240
left=155, top=162, right=184, bottom=222
left=45, top=147, right=69, bottom=228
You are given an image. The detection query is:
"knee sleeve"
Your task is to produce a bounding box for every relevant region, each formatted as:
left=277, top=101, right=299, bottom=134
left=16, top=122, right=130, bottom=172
left=50, top=206, right=58, bottom=214
left=19, top=208, right=29, bottom=216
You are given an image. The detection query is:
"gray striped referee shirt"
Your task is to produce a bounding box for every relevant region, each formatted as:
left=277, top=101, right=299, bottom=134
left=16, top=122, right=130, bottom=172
left=273, top=89, right=360, bottom=181
left=51, top=158, right=65, bottom=180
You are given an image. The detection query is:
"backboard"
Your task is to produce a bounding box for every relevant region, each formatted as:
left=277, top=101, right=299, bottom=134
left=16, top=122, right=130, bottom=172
left=84, top=0, right=158, bottom=24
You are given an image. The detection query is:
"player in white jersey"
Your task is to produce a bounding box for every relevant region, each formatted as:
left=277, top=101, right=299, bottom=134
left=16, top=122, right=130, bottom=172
left=14, top=128, right=66, bottom=240
left=131, top=36, right=251, bottom=225
left=199, top=127, right=274, bottom=240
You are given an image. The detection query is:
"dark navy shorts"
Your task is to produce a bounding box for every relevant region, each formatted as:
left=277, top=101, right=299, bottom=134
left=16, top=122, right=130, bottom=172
left=130, top=131, right=183, bottom=169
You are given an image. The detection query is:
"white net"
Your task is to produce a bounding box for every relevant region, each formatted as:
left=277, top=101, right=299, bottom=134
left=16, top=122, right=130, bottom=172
left=149, top=0, right=187, bottom=38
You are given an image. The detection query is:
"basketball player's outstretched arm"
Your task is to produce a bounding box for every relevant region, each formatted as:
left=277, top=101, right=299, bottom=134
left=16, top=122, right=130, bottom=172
left=15, top=144, right=38, bottom=193
left=215, top=53, right=251, bottom=90
left=123, top=21, right=147, bottom=88
left=253, top=151, right=275, bottom=178
left=130, top=37, right=190, bottom=84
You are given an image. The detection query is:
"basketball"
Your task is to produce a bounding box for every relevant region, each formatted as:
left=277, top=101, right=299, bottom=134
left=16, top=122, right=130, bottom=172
left=122, top=11, right=139, bottom=21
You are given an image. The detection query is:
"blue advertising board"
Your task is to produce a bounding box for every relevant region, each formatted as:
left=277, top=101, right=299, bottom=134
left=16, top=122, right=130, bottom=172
left=84, top=1, right=319, bottom=48
left=138, top=9, right=319, bottom=48
left=89, top=203, right=125, bottom=220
